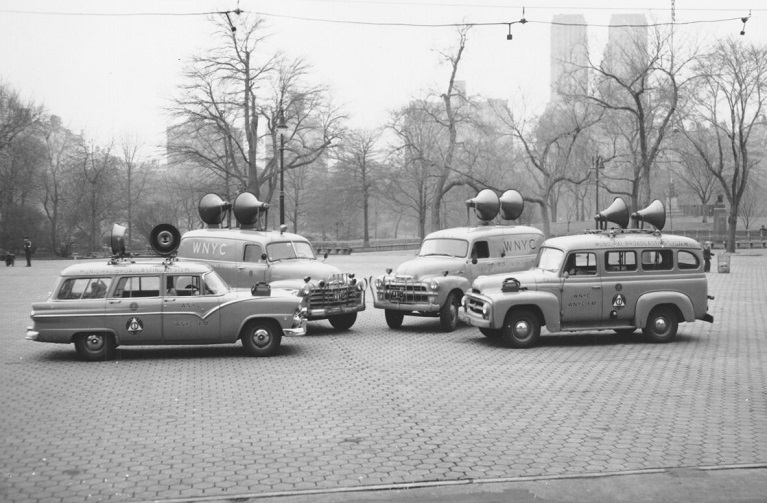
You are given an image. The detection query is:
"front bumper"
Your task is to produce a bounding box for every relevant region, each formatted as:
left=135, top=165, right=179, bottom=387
left=307, top=304, right=365, bottom=319
left=283, top=319, right=308, bottom=337
left=25, top=329, right=39, bottom=341
left=373, top=299, right=440, bottom=313
left=458, top=310, right=492, bottom=328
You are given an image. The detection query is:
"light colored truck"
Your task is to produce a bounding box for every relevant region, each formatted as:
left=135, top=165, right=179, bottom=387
left=458, top=199, right=715, bottom=348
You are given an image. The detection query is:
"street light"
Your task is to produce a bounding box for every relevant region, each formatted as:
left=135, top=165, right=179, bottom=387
left=593, top=154, right=604, bottom=214
left=276, top=109, right=288, bottom=227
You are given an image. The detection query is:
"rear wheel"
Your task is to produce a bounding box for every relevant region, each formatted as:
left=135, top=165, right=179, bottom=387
left=241, top=320, right=282, bottom=357
left=501, top=308, right=541, bottom=349
left=74, top=332, right=116, bottom=361
left=329, top=312, right=357, bottom=331
left=439, top=292, right=461, bottom=332
left=384, top=309, right=404, bottom=329
left=642, top=306, right=678, bottom=343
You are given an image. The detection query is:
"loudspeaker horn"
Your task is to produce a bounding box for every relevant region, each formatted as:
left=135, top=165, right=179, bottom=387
left=595, top=197, right=630, bottom=230
left=198, top=193, right=231, bottom=227
left=499, top=189, right=525, bottom=221
left=150, top=224, right=181, bottom=256
left=465, top=189, right=500, bottom=222
left=110, top=224, right=127, bottom=257
left=233, top=191, right=269, bottom=227
left=632, top=199, right=666, bottom=231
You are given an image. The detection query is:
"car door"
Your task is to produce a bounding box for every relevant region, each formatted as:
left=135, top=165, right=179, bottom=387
left=601, top=249, right=638, bottom=322
left=106, top=275, right=164, bottom=344
left=162, top=273, right=221, bottom=343
left=236, top=243, right=267, bottom=288
left=560, top=251, right=602, bottom=322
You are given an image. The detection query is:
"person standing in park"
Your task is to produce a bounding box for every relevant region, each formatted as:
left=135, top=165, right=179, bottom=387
left=23, top=237, right=32, bottom=267
left=703, top=242, right=712, bottom=273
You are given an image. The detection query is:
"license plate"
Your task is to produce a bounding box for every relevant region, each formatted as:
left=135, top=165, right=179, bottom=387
left=390, top=289, right=404, bottom=301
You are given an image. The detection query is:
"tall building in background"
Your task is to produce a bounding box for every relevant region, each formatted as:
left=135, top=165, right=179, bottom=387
left=604, top=14, right=648, bottom=79
left=550, top=14, right=589, bottom=100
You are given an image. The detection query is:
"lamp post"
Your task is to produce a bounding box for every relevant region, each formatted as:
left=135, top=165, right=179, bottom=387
left=593, top=154, right=604, bottom=214
left=276, top=109, right=288, bottom=227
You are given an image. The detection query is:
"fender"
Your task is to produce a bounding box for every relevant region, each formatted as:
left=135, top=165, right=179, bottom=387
left=430, top=274, right=471, bottom=307
left=486, top=290, right=561, bottom=331
left=635, top=291, right=694, bottom=327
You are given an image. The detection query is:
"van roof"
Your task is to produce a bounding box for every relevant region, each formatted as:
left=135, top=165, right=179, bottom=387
left=542, top=231, right=702, bottom=252
left=59, top=259, right=213, bottom=277
left=181, top=228, right=310, bottom=245
left=424, top=224, right=544, bottom=241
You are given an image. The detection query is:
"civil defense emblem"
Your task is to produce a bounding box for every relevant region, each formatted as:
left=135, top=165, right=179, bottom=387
left=126, top=317, right=143, bottom=335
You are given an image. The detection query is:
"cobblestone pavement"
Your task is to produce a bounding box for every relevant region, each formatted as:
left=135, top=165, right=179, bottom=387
left=1, top=250, right=766, bottom=502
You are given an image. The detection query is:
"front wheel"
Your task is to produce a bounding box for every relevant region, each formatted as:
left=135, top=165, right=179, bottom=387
left=385, top=309, right=404, bottom=329
left=329, top=312, right=357, bottom=331
left=642, top=306, right=678, bottom=343
left=241, top=320, right=282, bottom=357
left=501, top=308, right=541, bottom=349
left=439, top=292, right=460, bottom=332
left=74, top=332, right=116, bottom=361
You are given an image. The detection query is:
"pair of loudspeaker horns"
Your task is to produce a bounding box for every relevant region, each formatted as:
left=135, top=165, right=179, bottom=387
left=465, top=189, right=525, bottom=222
left=199, top=192, right=269, bottom=227
left=595, top=198, right=666, bottom=231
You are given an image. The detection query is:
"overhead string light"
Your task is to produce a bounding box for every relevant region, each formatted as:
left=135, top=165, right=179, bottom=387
left=507, top=7, right=527, bottom=41
left=740, top=11, right=751, bottom=35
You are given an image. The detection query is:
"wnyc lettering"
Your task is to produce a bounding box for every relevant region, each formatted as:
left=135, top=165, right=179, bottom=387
left=188, top=240, right=232, bottom=258
left=502, top=237, right=540, bottom=254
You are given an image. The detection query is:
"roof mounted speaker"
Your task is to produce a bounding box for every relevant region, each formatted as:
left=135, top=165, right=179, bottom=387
left=595, top=197, right=630, bottom=230
left=198, top=193, right=231, bottom=227
left=465, top=189, right=500, bottom=222
left=632, top=199, right=666, bottom=231
left=110, top=224, right=127, bottom=257
left=499, top=189, right=525, bottom=221
left=149, top=224, right=181, bottom=256
left=233, top=191, right=269, bottom=228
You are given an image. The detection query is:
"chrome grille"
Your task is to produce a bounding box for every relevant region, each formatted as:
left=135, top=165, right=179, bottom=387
left=380, top=276, right=431, bottom=304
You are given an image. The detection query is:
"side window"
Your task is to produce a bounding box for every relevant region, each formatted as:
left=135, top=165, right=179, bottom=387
left=113, top=276, right=161, bottom=298
left=82, top=277, right=112, bottom=299
left=678, top=250, right=700, bottom=270
left=565, top=252, right=597, bottom=276
left=243, top=244, right=264, bottom=263
left=57, top=278, right=89, bottom=300
left=166, top=275, right=202, bottom=296
left=641, top=249, right=674, bottom=271
left=471, top=241, right=490, bottom=260
left=605, top=251, right=637, bottom=272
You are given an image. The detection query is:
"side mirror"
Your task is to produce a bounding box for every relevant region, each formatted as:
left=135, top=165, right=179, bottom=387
left=471, top=258, right=478, bottom=265
left=261, top=253, right=268, bottom=261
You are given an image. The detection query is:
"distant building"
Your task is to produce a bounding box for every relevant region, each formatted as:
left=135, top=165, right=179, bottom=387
left=550, top=14, right=589, bottom=100
left=603, top=14, right=648, bottom=80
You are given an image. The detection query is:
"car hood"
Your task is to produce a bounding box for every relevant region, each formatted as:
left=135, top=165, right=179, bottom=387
left=471, top=269, right=544, bottom=293
left=268, top=259, right=344, bottom=287
left=392, top=256, right=465, bottom=280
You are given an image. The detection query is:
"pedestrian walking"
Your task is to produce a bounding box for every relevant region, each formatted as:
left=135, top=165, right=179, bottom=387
left=703, top=241, right=712, bottom=272
left=23, top=237, right=32, bottom=267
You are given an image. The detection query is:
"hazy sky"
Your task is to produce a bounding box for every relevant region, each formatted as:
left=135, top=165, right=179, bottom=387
left=0, top=0, right=763, bottom=158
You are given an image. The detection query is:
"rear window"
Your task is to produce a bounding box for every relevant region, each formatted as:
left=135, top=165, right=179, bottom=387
left=57, top=277, right=112, bottom=300
left=677, top=250, right=700, bottom=270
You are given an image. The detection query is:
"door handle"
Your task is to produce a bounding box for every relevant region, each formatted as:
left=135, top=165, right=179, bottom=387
left=108, top=300, right=122, bottom=304
left=164, top=298, right=176, bottom=302
left=592, top=285, right=601, bottom=289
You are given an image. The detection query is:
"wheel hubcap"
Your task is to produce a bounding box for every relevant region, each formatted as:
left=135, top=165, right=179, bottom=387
left=514, top=320, right=531, bottom=339
left=85, top=334, right=104, bottom=351
left=252, top=328, right=272, bottom=348
left=654, top=317, right=668, bottom=334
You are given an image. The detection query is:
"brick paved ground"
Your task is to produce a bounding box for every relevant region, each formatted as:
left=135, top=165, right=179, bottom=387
left=0, top=250, right=765, bottom=502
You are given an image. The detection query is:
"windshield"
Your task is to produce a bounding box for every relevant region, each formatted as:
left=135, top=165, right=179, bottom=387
left=203, top=271, right=229, bottom=295
left=419, top=238, right=469, bottom=258
left=536, top=247, right=565, bottom=272
left=266, top=240, right=316, bottom=261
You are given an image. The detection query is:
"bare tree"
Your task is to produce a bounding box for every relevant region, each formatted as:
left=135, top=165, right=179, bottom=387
left=681, top=38, right=767, bottom=251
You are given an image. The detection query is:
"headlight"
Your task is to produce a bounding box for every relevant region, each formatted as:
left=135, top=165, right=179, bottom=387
left=461, top=296, right=468, bottom=308
left=301, top=284, right=313, bottom=296
left=482, top=303, right=490, bottom=318
left=357, top=278, right=368, bottom=291
left=375, top=277, right=382, bottom=288
left=429, top=280, right=439, bottom=291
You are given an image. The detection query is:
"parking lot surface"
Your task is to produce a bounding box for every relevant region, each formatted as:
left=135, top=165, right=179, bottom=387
left=1, top=250, right=766, bottom=502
